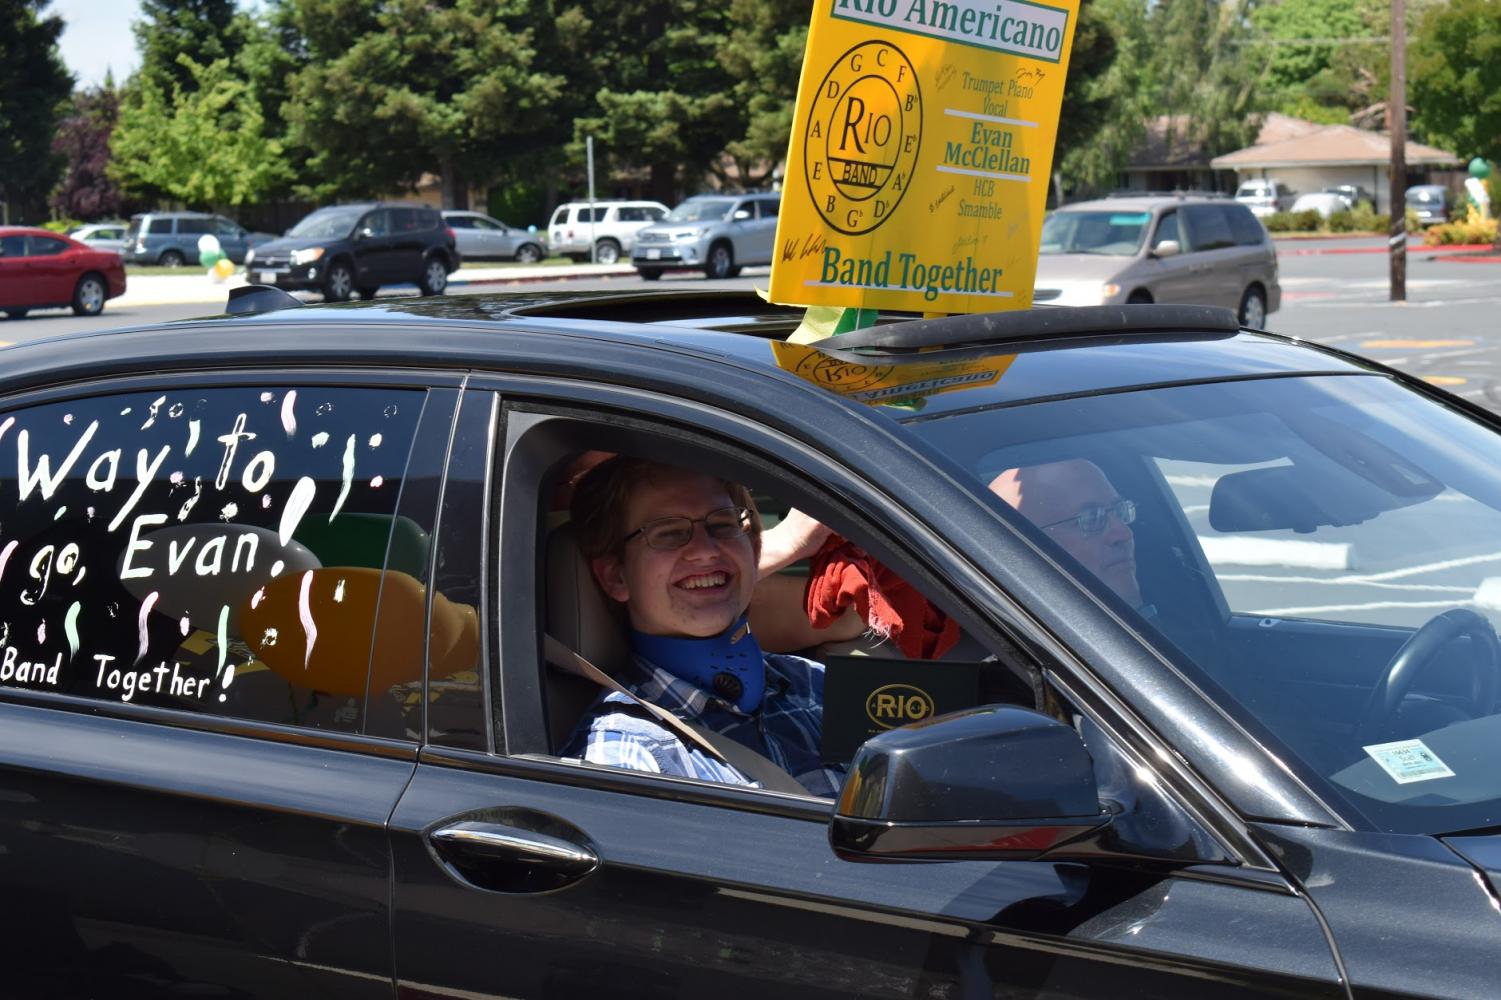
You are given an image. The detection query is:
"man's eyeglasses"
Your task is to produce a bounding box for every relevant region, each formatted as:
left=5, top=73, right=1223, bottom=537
left=1040, top=499, right=1136, bottom=537
left=622, top=506, right=754, bottom=550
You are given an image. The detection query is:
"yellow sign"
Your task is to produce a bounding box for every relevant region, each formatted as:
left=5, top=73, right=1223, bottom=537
left=771, top=340, right=1013, bottom=407
left=770, top=0, right=1080, bottom=315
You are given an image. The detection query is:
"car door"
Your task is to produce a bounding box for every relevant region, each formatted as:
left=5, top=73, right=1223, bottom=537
left=24, top=234, right=76, bottom=305
left=473, top=215, right=518, bottom=258
left=387, top=376, right=1345, bottom=999
left=353, top=208, right=397, bottom=282
left=448, top=214, right=481, bottom=257
left=1143, top=210, right=1201, bottom=304
left=390, top=208, right=430, bottom=281
left=0, top=374, right=461, bottom=996
left=0, top=233, right=27, bottom=307
left=1178, top=205, right=1243, bottom=309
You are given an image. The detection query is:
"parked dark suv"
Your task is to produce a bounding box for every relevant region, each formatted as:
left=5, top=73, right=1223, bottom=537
left=247, top=202, right=460, bottom=301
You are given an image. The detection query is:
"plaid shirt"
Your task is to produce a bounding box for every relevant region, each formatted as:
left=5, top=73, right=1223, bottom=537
left=561, top=652, right=846, bottom=797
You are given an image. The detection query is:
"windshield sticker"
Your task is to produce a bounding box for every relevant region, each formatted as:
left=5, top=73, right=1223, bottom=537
left=1362, top=739, right=1456, bottom=784
left=1109, top=213, right=1151, bottom=225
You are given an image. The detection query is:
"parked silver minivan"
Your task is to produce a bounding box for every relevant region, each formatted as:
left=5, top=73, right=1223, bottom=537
left=1033, top=196, right=1281, bottom=328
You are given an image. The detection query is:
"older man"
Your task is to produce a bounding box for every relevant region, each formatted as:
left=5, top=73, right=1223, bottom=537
left=989, top=459, right=1143, bottom=608
left=561, top=456, right=843, bottom=796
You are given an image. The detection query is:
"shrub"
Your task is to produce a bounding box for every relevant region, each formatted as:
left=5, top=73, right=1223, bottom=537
left=1422, top=208, right=1498, bottom=246
left=1325, top=209, right=1357, bottom=232
left=1263, top=210, right=1322, bottom=232
left=1349, top=204, right=1387, bottom=232
left=40, top=218, right=81, bottom=234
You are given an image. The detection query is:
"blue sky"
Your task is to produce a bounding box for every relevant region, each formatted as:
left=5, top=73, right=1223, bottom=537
left=54, top=0, right=142, bottom=88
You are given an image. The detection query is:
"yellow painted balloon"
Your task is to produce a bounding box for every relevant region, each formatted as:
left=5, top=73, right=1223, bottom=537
left=213, top=256, right=235, bottom=279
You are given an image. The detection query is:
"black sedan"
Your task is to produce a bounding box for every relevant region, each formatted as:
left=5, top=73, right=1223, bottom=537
left=0, top=288, right=1497, bottom=998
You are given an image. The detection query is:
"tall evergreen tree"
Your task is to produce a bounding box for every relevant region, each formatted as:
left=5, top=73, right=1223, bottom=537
left=570, top=0, right=745, bottom=202
left=133, top=0, right=244, bottom=97
left=0, top=0, right=74, bottom=221
left=282, top=0, right=565, bottom=208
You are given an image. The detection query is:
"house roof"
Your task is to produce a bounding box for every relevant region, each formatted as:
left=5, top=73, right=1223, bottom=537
left=1210, top=123, right=1460, bottom=169
left=1129, top=114, right=1322, bottom=170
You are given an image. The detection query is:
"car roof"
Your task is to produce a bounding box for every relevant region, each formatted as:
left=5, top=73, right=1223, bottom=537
left=1055, top=196, right=1232, bottom=213
left=0, top=226, right=60, bottom=237
left=2, top=293, right=1383, bottom=419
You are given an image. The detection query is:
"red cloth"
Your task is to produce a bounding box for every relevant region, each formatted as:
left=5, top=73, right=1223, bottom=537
left=805, top=537, right=960, bottom=660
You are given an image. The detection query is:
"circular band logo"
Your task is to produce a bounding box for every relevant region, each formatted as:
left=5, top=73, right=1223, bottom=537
left=805, top=40, right=922, bottom=237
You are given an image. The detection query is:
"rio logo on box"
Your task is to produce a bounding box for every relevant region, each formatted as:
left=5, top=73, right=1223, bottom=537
left=866, top=683, right=936, bottom=728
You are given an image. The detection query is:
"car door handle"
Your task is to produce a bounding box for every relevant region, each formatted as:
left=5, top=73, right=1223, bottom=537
left=429, top=818, right=599, bottom=893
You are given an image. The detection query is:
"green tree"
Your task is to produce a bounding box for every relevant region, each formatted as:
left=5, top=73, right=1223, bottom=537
left=0, top=0, right=74, bottom=221
left=133, top=0, right=245, bottom=98
left=1410, top=0, right=1501, bottom=166
left=1142, top=0, right=1269, bottom=159
left=716, top=0, right=807, bottom=189
left=282, top=0, right=565, bottom=208
left=1055, top=0, right=1150, bottom=198
left=570, top=0, right=745, bottom=201
left=110, top=55, right=291, bottom=208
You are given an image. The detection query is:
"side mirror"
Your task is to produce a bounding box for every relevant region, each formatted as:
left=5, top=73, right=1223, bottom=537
left=1150, top=240, right=1181, bottom=258
left=830, top=705, right=1111, bottom=862
left=733, top=209, right=752, bottom=221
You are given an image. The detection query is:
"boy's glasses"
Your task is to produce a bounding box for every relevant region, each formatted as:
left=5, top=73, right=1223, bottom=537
left=622, top=506, right=754, bottom=550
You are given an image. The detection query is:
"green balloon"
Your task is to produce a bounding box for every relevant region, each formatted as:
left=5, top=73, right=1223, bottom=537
left=1470, top=157, right=1491, bottom=180
left=200, top=249, right=224, bottom=267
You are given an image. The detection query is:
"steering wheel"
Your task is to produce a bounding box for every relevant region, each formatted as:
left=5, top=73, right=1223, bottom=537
left=1354, top=608, right=1500, bottom=744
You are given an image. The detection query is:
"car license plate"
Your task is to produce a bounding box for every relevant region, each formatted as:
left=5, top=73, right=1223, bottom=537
left=646, top=249, right=661, bottom=260
left=259, top=271, right=279, bottom=283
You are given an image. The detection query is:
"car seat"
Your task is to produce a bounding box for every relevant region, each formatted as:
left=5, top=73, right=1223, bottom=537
left=544, top=522, right=631, bottom=749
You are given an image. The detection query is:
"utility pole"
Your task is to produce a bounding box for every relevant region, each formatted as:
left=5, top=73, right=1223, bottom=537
left=1389, top=0, right=1406, bottom=302
left=586, top=135, right=597, bottom=264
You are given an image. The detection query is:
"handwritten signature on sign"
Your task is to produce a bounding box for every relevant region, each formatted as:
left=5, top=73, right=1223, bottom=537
left=929, top=186, right=955, bottom=214
left=780, top=233, right=828, bottom=262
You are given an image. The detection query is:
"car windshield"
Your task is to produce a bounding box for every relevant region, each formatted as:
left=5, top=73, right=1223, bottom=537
left=1039, top=210, right=1149, bottom=255
left=288, top=209, right=363, bottom=239
left=668, top=199, right=735, bottom=223
left=904, top=367, right=1501, bottom=836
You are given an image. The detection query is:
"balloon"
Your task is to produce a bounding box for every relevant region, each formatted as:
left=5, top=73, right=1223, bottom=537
left=196, top=234, right=222, bottom=256
left=200, top=248, right=224, bottom=268
left=213, top=257, right=235, bottom=279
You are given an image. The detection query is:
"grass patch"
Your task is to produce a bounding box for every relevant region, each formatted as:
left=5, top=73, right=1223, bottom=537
left=126, top=264, right=235, bottom=276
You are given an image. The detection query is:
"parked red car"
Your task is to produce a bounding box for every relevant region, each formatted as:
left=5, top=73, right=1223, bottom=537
left=0, top=226, right=126, bottom=319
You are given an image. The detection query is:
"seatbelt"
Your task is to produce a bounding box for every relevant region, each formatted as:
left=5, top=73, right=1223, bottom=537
left=543, top=634, right=811, bottom=796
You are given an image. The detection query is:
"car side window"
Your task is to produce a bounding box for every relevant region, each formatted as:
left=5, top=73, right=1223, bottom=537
left=0, top=235, right=27, bottom=258
left=29, top=237, right=68, bottom=257
left=215, top=218, right=241, bottom=238
left=177, top=218, right=214, bottom=236
left=0, top=385, right=423, bottom=733
left=448, top=216, right=474, bottom=229
left=1182, top=206, right=1235, bottom=251
left=757, top=200, right=780, bottom=219
left=363, top=210, right=392, bottom=237
left=1152, top=211, right=1181, bottom=251
left=1224, top=204, right=1267, bottom=246
left=647, top=207, right=666, bottom=221
left=474, top=217, right=503, bottom=231
left=515, top=426, right=1043, bottom=800
left=616, top=207, right=648, bottom=223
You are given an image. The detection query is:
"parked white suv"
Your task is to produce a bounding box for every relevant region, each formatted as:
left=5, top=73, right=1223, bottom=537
left=547, top=200, right=669, bottom=264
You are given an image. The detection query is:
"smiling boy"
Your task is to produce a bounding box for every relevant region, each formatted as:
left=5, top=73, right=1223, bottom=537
left=561, top=457, right=844, bottom=796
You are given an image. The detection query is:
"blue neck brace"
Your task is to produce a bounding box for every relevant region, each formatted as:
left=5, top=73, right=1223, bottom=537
left=629, top=617, right=766, bottom=713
